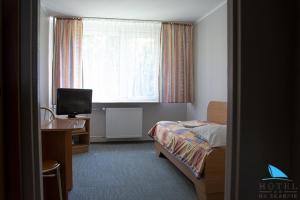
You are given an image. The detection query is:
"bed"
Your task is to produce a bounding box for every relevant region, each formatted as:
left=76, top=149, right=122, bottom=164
left=148, top=101, right=227, bottom=200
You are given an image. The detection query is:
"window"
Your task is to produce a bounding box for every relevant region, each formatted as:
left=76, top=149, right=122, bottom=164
left=82, top=19, right=161, bottom=102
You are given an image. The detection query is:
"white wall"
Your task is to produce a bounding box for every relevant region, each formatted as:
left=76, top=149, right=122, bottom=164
left=38, top=4, right=228, bottom=140
left=38, top=11, right=187, bottom=141
left=187, top=3, right=227, bottom=120
left=39, top=9, right=50, bottom=107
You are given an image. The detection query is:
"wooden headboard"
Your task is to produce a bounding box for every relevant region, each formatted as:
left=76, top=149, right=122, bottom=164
left=207, top=101, right=227, bottom=124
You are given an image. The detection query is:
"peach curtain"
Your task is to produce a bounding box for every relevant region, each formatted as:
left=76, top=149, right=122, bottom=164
left=160, top=23, right=194, bottom=103
left=52, top=18, right=83, bottom=103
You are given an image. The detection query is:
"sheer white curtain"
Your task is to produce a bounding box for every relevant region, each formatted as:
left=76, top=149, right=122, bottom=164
left=82, top=19, right=161, bottom=102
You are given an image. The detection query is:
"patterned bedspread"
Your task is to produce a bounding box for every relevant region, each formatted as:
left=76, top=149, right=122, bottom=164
left=148, top=121, right=213, bottom=178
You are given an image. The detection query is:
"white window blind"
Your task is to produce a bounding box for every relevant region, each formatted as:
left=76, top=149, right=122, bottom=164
left=82, top=19, right=161, bottom=102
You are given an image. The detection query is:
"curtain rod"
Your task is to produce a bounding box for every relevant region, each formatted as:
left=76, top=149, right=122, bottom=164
left=162, top=22, right=193, bottom=26
left=54, top=16, right=193, bottom=25
left=55, top=17, right=81, bottom=20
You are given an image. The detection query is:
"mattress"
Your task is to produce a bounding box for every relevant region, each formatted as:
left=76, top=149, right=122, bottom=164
left=148, top=121, right=213, bottom=178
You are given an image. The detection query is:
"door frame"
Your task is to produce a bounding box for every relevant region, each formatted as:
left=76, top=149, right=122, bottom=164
left=225, top=0, right=241, bottom=199
left=2, top=0, right=43, bottom=199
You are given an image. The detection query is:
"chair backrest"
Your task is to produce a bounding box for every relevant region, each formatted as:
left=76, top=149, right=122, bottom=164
left=40, top=106, right=56, bottom=121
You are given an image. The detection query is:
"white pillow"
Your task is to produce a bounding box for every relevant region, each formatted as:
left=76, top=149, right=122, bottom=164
left=192, top=124, right=227, bottom=147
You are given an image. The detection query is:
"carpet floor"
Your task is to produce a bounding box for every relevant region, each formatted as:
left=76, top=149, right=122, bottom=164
left=70, top=143, right=197, bottom=200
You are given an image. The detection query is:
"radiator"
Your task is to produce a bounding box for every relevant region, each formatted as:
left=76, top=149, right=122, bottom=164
left=105, top=108, right=143, bottom=138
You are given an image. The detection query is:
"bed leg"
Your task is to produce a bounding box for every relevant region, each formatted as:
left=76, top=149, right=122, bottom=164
left=195, top=184, right=207, bottom=200
left=154, top=143, right=165, bottom=158
left=155, top=150, right=165, bottom=158
left=195, top=185, right=224, bottom=200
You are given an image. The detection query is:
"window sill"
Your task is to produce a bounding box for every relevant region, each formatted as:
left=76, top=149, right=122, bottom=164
left=92, top=101, right=160, bottom=104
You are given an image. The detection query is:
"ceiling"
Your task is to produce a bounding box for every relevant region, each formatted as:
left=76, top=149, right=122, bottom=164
left=41, top=0, right=226, bottom=22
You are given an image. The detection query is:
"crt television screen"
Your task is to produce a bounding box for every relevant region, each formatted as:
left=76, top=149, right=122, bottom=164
left=56, top=88, right=92, bottom=116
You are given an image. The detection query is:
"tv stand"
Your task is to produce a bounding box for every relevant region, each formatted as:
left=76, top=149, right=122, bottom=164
left=71, top=116, right=90, bottom=154
left=55, top=116, right=90, bottom=154
left=67, top=114, right=77, bottom=118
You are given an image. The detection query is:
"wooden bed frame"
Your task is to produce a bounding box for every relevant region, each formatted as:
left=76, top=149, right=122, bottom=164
left=154, top=101, right=227, bottom=200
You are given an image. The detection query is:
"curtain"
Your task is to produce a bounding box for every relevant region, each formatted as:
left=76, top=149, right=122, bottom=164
left=52, top=18, right=83, bottom=103
left=82, top=19, right=161, bottom=102
left=160, top=23, right=194, bottom=103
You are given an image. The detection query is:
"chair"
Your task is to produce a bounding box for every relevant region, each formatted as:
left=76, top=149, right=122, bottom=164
left=40, top=107, right=62, bottom=200
left=42, top=160, right=63, bottom=200
left=40, top=106, right=56, bottom=121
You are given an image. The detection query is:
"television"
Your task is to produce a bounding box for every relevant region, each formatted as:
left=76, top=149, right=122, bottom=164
left=56, top=88, right=93, bottom=118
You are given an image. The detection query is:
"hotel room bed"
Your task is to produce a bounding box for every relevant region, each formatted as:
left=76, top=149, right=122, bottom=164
left=148, top=101, right=227, bottom=200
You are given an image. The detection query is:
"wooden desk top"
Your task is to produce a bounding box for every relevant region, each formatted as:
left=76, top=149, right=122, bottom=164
left=41, top=118, right=86, bottom=132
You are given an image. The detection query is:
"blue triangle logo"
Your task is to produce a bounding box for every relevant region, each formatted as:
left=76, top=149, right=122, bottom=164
left=262, top=164, right=289, bottom=181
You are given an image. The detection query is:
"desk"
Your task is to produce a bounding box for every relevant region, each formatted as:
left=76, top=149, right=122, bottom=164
left=41, top=118, right=86, bottom=200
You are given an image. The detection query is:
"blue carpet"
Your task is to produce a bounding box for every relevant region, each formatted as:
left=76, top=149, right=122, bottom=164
left=70, top=143, right=197, bottom=200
